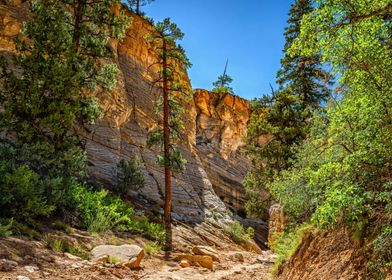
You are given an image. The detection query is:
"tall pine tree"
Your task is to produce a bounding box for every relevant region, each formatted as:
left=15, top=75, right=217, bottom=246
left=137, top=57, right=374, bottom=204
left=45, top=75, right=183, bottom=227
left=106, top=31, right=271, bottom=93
left=127, top=0, right=155, bottom=15
left=147, top=18, right=191, bottom=252
left=244, top=0, right=331, bottom=218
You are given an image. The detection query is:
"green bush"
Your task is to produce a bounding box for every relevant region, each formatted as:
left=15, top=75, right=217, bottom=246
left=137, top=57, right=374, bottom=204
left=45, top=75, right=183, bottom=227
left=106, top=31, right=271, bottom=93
left=269, top=224, right=313, bottom=275
left=368, top=226, right=392, bottom=279
left=0, top=160, right=55, bottom=224
left=0, top=219, right=13, bottom=237
left=124, top=217, right=165, bottom=245
left=64, top=183, right=134, bottom=233
left=144, top=241, right=161, bottom=255
left=63, top=183, right=165, bottom=243
left=225, top=221, right=254, bottom=244
left=115, top=157, right=145, bottom=197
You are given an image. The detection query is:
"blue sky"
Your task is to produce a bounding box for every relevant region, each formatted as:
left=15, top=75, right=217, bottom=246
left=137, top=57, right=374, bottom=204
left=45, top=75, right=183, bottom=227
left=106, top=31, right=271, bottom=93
left=143, top=0, right=294, bottom=100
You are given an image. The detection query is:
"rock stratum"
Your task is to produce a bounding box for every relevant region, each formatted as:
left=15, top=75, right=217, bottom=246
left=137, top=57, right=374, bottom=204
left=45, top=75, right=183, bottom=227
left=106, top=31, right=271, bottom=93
left=0, top=1, right=268, bottom=246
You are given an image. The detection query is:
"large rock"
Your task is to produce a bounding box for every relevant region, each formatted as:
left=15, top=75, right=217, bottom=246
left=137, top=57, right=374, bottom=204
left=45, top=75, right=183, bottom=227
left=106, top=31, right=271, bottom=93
left=268, top=203, right=285, bottom=244
left=174, top=254, right=214, bottom=270
left=91, top=244, right=144, bottom=269
left=191, top=246, right=220, bottom=262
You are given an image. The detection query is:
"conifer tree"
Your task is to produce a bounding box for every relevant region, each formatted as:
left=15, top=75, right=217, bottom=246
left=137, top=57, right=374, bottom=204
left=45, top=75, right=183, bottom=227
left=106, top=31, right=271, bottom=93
left=244, top=0, right=331, bottom=218
left=212, top=60, right=234, bottom=93
left=127, top=0, right=154, bottom=15
left=147, top=18, right=191, bottom=251
left=0, top=0, right=130, bottom=218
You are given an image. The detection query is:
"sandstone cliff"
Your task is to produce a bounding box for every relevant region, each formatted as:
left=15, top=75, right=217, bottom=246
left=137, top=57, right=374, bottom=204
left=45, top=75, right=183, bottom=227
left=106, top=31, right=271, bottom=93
left=0, top=1, right=267, bottom=245
left=277, top=229, right=367, bottom=280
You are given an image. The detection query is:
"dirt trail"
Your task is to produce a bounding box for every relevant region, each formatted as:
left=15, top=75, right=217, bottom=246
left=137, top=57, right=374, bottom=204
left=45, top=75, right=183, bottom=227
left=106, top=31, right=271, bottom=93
left=0, top=236, right=275, bottom=280
left=140, top=250, right=275, bottom=280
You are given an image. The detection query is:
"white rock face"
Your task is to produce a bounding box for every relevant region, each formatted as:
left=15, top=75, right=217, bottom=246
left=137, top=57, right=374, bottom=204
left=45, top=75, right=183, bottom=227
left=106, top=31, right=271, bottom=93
left=91, top=244, right=144, bottom=264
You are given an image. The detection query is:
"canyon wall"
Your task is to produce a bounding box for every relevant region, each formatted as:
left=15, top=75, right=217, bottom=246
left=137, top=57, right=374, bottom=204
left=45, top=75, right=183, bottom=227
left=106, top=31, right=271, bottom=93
left=0, top=1, right=267, bottom=244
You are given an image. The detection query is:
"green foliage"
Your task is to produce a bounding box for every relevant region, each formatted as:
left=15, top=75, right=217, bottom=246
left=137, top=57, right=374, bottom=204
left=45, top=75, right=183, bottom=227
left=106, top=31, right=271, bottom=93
left=369, top=226, right=392, bottom=279
left=124, top=217, right=166, bottom=245
left=115, top=157, right=145, bottom=197
left=225, top=221, right=254, bottom=244
left=54, top=220, right=74, bottom=234
left=0, top=219, right=13, bottom=237
left=144, top=241, right=161, bottom=255
left=64, top=183, right=134, bottom=233
left=0, top=155, right=55, bottom=224
left=212, top=74, right=234, bottom=93
left=43, top=235, right=89, bottom=259
left=127, top=0, right=155, bottom=15
left=0, top=0, right=130, bottom=227
left=244, top=0, right=331, bottom=218
left=262, top=1, right=392, bottom=276
left=269, top=224, right=313, bottom=275
left=271, top=0, right=392, bottom=228
left=106, top=256, right=122, bottom=264
left=147, top=18, right=191, bottom=172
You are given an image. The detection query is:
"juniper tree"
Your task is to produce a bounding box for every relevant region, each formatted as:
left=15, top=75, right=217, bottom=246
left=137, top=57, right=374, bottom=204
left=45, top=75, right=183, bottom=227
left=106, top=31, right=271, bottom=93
left=127, top=0, right=155, bottom=15
left=147, top=18, right=191, bottom=251
left=0, top=0, right=130, bottom=220
left=244, top=0, right=331, bottom=218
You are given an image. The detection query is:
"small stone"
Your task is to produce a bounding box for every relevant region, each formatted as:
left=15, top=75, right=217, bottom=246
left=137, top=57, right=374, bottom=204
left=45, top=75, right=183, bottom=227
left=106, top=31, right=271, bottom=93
left=24, top=265, right=39, bottom=273
left=166, top=261, right=179, bottom=267
left=23, top=255, right=34, bottom=262
left=179, top=259, right=190, bottom=268
left=72, top=263, right=82, bottom=269
left=230, top=252, right=244, bottom=262
left=39, top=255, right=54, bottom=262
left=64, top=252, right=82, bottom=261
left=0, top=259, right=18, bottom=272
left=17, top=276, right=30, bottom=280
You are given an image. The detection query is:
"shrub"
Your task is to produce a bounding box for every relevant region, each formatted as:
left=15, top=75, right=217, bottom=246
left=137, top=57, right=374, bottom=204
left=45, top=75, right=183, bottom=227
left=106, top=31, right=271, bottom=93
left=0, top=160, right=55, bottom=224
left=144, top=241, right=161, bottom=255
left=0, top=219, right=13, bottom=237
left=115, top=157, right=145, bottom=197
left=64, top=183, right=134, bottom=233
left=54, top=220, right=74, bottom=234
left=269, top=223, right=313, bottom=275
left=368, top=226, right=392, bottom=279
left=124, top=217, right=165, bottom=245
left=225, top=221, right=254, bottom=244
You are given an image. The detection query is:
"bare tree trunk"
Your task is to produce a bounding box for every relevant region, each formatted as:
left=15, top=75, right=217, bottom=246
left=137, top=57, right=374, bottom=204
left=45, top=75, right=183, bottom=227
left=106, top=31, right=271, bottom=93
left=136, top=0, right=140, bottom=15
left=162, top=39, right=172, bottom=252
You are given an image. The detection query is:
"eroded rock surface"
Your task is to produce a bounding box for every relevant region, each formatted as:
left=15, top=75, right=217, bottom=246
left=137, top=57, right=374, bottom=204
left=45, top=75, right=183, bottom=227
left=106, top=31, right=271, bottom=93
left=277, top=229, right=367, bottom=280
left=0, top=2, right=268, bottom=245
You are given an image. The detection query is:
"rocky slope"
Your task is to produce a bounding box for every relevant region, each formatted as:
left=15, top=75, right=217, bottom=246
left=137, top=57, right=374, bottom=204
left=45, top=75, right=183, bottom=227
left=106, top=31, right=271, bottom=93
left=276, top=229, right=367, bottom=280
left=0, top=1, right=267, bottom=245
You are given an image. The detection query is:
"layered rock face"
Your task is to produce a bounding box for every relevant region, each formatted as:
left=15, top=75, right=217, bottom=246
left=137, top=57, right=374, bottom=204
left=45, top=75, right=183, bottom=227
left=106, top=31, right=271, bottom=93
left=194, top=89, right=251, bottom=214
left=0, top=2, right=267, bottom=243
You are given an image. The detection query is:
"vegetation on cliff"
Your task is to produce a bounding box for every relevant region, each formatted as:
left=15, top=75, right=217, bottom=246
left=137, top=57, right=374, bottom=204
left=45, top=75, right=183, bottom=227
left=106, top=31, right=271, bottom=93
left=245, top=0, right=392, bottom=278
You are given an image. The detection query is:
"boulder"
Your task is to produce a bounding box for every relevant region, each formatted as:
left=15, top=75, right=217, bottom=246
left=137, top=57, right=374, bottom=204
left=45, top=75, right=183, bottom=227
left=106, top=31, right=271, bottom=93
left=174, top=254, right=213, bottom=270
left=268, top=203, right=285, bottom=244
left=91, top=244, right=144, bottom=269
left=243, top=239, right=263, bottom=254
left=191, top=246, right=220, bottom=262
left=0, top=259, right=18, bottom=272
